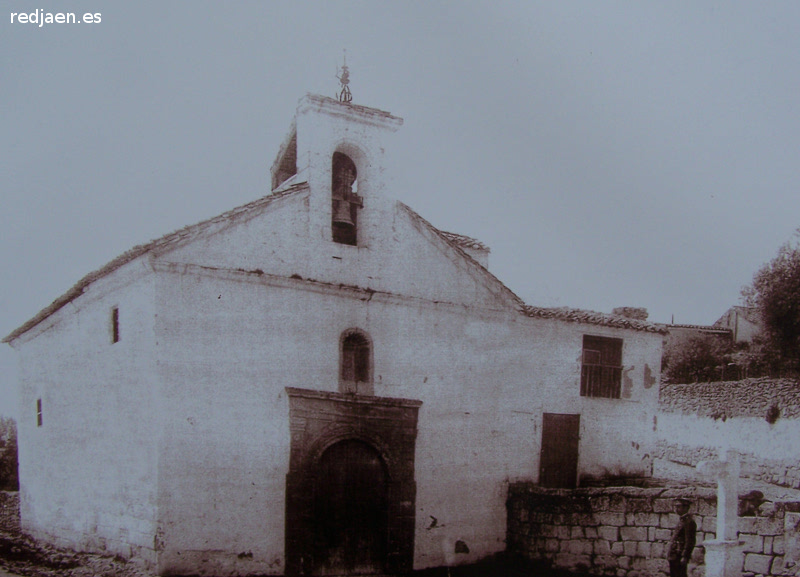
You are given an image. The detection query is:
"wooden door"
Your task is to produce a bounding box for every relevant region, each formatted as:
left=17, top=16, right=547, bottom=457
left=312, top=439, right=388, bottom=575
left=539, top=413, right=580, bottom=488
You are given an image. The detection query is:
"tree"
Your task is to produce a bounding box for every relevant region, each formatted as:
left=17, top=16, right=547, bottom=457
left=743, top=229, right=800, bottom=374
left=662, top=333, right=733, bottom=384
left=0, top=417, right=19, bottom=491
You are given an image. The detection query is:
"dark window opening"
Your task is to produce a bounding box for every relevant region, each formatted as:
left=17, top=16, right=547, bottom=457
left=340, top=331, right=372, bottom=395
left=111, top=307, right=120, bottom=344
left=36, top=398, right=42, bottom=427
left=332, top=152, right=362, bottom=246
left=580, top=335, right=623, bottom=398
left=272, top=130, right=297, bottom=190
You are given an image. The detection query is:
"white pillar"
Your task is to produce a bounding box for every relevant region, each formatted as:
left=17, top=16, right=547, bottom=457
left=697, top=449, right=744, bottom=577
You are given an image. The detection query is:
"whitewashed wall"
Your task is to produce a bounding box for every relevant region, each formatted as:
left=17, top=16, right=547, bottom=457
left=657, top=413, right=800, bottom=462
left=150, top=260, right=662, bottom=574
left=655, top=412, right=800, bottom=489
left=13, top=260, right=159, bottom=565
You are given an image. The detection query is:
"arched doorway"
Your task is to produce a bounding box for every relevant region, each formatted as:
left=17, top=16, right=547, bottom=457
left=285, top=388, right=421, bottom=576
left=311, top=439, right=388, bottom=575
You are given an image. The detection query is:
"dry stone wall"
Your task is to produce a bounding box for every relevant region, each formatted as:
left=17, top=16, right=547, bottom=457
left=507, top=483, right=800, bottom=577
left=659, top=378, right=800, bottom=420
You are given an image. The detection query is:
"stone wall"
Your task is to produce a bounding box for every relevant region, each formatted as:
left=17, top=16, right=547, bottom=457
left=0, top=491, right=19, bottom=533
left=507, top=483, right=800, bottom=577
left=659, top=379, right=800, bottom=420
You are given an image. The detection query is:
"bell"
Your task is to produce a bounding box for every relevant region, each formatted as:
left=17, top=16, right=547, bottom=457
left=332, top=199, right=354, bottom=227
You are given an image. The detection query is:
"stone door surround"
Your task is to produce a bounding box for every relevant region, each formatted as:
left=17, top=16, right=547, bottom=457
left=284, top=387, right=422, bottom=576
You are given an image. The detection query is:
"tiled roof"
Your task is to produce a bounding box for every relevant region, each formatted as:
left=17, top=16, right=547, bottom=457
left=3, top=185, right=307, bottom=343
left=523, top=306, right=668, bottom=334
left=663, top=323, right=730, bottom=332
left=713, top=305, right=760, bottom=327
left=438, top=231, right=489, bottom=252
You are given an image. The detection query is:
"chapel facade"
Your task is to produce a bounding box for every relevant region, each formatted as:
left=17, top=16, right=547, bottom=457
left=4, top=93, right=664, bottom=576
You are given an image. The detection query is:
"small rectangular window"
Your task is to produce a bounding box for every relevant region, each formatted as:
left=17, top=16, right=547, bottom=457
left=36, top=398, right=43, bottom=427
left=111, top=307, right=120, bottom=343
left=580, top=335, right=623, bottom=398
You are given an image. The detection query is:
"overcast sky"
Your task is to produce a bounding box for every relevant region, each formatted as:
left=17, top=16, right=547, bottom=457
left=2, top=2, right=799, bottom=419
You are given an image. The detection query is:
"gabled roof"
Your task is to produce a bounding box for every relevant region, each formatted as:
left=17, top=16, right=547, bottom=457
left=401, top=206, right=665, bottom=333
left=398, top=203, right=523, bottom=310
left=3, top=184, right=307, bottom=343
left=5, top=185, right=664, bottom=343
left=713, top=305, right=760, bottom=327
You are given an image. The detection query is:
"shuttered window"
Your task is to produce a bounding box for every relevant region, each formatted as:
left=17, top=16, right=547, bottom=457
left=580, top=335, right=623, bottom=398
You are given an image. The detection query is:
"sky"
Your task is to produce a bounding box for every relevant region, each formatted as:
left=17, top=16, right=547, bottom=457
left=2, top=1, right=799, bottom=419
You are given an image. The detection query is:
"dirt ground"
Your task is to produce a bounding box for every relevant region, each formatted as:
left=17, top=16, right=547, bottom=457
left=0, top=492, right=577, bottom=577
left=0, top=491, right=150, bottom=577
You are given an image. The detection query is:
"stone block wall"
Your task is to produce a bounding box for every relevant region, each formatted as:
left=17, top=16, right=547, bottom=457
left=507, top=483, right=800, bottom=577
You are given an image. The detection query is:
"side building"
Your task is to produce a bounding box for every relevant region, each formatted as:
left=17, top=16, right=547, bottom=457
left=4, top=93, right=665, bottom=577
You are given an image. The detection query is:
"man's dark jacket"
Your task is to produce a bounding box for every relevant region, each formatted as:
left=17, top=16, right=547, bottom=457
left=668, top=513, right=697, bottom=563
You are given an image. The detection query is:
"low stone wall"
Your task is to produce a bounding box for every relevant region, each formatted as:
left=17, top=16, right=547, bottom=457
left=507, top=483, right=800, bottom=577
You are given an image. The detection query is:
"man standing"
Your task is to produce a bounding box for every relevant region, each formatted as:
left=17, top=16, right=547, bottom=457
left=668, top=498, right=697, bottom=577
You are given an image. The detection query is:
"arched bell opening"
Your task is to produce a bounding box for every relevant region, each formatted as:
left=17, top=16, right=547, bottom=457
left=331, top=152, right=361, bottom=246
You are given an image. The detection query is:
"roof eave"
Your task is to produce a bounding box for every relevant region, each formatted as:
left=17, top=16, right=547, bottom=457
left=4, top=185, right=308, bottom=344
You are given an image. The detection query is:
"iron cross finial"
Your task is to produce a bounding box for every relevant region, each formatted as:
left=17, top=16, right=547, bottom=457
left=336, top=50, right=352, bottom=103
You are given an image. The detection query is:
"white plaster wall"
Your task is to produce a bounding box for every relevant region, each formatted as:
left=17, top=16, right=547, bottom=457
left=164, top=194, right=512, bottom=312
left=396, top=313, right=662, bottom=569
left=153, top=270, right=294, bottom=576
left=150, top=264, right=662, bottom=574
left=735, top=315, right=760, bottom=343
left=13, top=262, right=159, bottom=564
left=656, top=412, right=800, bottom=462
